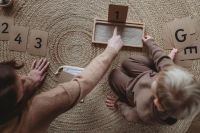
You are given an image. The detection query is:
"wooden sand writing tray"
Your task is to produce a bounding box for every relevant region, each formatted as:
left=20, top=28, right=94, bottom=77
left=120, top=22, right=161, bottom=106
left=93, top=19, right=144, bottom=47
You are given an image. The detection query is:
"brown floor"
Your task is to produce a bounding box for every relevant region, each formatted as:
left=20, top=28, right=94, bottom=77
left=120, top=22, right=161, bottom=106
left=187, top=114, right=200, bottom=133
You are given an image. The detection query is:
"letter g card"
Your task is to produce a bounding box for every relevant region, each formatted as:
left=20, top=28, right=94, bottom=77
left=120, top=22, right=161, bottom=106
left=170, top=18, right=191, bottom=49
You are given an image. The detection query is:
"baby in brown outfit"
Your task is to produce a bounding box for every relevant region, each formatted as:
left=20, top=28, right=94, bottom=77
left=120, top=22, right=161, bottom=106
left=106, top=35, right=200, bottom=125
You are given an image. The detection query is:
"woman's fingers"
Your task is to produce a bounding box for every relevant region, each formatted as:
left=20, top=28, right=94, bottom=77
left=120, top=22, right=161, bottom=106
left=112, top=26, right=118, bottom=37
left=35, top=58, right=43, bottom=69
left=41, top=62, right=50, bottom=74
left=33, top=58, right=49, bottom=73
left=31, top=60, right=37, bottom=69
left=38, top=58, right=47, bottom=71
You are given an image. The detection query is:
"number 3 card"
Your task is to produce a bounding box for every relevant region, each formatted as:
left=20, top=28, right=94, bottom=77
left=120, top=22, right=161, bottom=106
left=0, top=16, right=14, bottom=40
left=9, top=26, right=29, bottom=52
left=27, top=30, right=48, bottom=56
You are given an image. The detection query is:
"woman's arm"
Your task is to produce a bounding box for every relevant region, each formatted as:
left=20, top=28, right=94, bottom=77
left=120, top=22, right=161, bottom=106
left=28, top=28, right=124, bottom=128
left=60, top=27, right=123, bottom=107
left=142, top=36, right=174, bottom=71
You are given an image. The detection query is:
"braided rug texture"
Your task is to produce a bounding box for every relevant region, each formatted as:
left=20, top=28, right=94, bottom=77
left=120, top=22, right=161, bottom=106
left=0, top=0, right=200, bottom=132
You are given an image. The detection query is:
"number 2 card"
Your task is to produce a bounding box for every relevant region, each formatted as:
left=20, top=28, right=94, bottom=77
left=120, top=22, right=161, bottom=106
left=9, top=26, right=29, bottom=52
left=27, top=30, right=48, bottom=56
left=0, top=16, right=14, bottom=40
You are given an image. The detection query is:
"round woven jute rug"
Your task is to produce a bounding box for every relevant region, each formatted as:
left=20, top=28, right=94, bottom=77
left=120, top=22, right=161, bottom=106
left=1, top=0, right=200, bottom=132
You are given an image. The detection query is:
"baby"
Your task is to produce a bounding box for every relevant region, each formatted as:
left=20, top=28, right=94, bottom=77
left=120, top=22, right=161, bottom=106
left=106, top=35, right=200, bottom=125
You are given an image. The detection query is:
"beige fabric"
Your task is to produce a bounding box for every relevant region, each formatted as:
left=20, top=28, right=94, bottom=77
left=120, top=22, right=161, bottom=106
left=0, top=0, right=200, bottom=132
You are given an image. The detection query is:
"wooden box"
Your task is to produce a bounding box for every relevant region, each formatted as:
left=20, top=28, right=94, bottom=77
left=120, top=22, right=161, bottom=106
left=92, top=19, right=145, bottom=47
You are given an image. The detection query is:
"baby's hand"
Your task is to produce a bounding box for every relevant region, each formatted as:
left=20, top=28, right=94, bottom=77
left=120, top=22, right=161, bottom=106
left=168, top=48, right=178, bottom=60
left=142, top=35, right=153, bottom=44
left=105, top=95, right=118, bottom=109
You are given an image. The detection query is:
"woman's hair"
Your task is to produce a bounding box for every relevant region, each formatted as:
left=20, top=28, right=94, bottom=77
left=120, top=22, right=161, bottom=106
left=156, top=65, right=200, bottom=119
left=0, top=60, right=23, bottom=124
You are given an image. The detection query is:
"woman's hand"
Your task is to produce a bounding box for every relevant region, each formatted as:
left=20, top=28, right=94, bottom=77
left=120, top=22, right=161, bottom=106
left=28, top=58, right=50, bottom=88
left=168, top=48, right=178, bottom=60
left=105, top=95, right=119, bottom=109
left=107, top=27, right=123, bottom=52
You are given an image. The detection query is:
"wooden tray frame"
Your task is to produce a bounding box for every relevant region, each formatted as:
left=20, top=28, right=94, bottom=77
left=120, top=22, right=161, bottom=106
left=92, top=18, right=145, bottom=48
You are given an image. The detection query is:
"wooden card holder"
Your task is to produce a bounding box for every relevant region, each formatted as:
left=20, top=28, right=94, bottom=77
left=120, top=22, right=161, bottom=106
left=108, top=4, right=128, bottom=23
left=92, top=19, right=144, bottom=47
left=92, top=4, right=145, bottom=48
